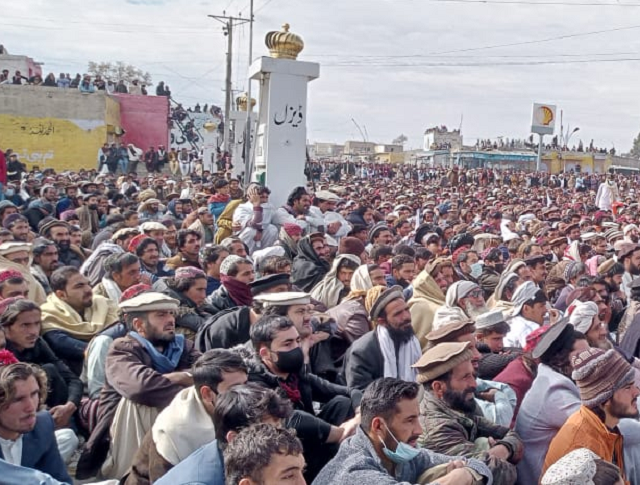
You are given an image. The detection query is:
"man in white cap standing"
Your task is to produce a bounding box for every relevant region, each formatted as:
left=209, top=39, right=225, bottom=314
left=504, top=281, right=548, bottom=348
left=79, top=291, right=201, bottom=480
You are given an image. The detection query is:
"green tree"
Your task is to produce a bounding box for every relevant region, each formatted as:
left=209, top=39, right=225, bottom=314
left=631, top=131, right=640, bottom=158
left=87, top=61, right=152, bottom=85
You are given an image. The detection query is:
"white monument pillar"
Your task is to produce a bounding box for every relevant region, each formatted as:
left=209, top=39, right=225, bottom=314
left=229, top=93, right=256, bottom=178
left=248, top=23, right=319, bottom=208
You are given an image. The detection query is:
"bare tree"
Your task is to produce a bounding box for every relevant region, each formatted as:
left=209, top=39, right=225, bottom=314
left=392, top=134, right=408, bottom=146
left=87, top=61, right=152, bottom=85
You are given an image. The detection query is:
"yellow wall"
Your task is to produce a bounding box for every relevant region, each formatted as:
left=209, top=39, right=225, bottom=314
left=375, top=152, right=405, bottom=164
left=0, top=114, right=107, bottom=172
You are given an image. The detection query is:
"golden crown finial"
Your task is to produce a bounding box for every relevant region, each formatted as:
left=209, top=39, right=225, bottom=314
left=265, top=23, right=304, bottom=60
left=236, top=92, right=256, bottom=111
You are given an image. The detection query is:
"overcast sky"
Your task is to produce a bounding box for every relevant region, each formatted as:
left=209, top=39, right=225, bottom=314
left=4, top=0, right=640, bottom=152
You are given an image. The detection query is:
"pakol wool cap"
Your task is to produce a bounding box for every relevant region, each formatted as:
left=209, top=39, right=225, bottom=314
left=571, top=348, right=635, bottom=407
left=412, top=341, right=474, bottom=384
left=253, top=291, right=310, bottom=307
left=249, top=273, right=290, bottom=296
left=119, top=292, right=179, bottom=313
left=475, top=310, right=506, bottom=331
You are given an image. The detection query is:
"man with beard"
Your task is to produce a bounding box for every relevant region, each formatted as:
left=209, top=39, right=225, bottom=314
left=344, top=285, right=421, bottom=390
left=29, top=238, right=60, bottom=295
left=415, top=342, right=523, bottom=485
left=0, top=362, right=72, bottom=483
left=39, top=220, right=85, bottom=269
left=385, top=254, right=415, bottom=290
left=438, top=281, right=489, bottom=322
left=543, top=347, right=638, bottom=482
left=515, top=321, right=590, bottom=481
left=79, top=291, right=200, bottom=480
left=617, top=242, right=640, bottom=299
left=624, top=224, right=640, bottom=244
left=40, top=266, right=119, bottom=375
left=3, top=214, right=31, bottom=242
left=76, top=193, right=100, bottom=239
left=425, top=314, right=517, bottom=427
left=313, top=378, right=492, bottom=485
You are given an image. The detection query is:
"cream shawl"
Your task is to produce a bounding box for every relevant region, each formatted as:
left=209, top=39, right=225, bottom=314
left=40, top=293, right=119, bottom=340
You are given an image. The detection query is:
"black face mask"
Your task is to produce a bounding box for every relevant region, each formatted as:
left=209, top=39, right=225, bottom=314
left=273, top=347, right=304, bottom=374
left=545, top=253, right=553, bottom=262
left=494, top=263, right=505, bottom=273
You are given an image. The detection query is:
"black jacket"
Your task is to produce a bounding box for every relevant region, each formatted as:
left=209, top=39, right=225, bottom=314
left=238, top=348, right=361, bottom=443
left=7, top=338, right=83, bottom=408
left=195, top=306, right=251, bottom=352
left=342, top=330, right=384, bottom=391
left=479, top=266, right=501, bottom=300
left=291, top=237, right=330, bottom=292
left=206, top=285, right=238, bottom=314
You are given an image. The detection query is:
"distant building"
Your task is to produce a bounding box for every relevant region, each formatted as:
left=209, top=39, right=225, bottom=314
left=374, top=144, right=403, bottom=154
left=0, top=46, right=42, bottom=80
left=313, top=142, right=344, bottom=157
left=423, top=126, right=463, bottom=151
left=344, top=140, right=376, bottom=156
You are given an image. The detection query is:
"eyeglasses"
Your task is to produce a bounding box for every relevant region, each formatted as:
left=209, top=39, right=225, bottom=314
left=466, top=289, right=484, bottom=298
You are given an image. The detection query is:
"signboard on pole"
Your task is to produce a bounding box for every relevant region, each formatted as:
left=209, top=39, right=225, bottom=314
left=531, top=103, right=556, bottom=135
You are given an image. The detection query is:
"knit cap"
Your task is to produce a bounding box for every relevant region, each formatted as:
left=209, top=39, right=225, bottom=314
left=571, top=348, right=635, bottom=407
left=220, top=254, right=245, bottom=276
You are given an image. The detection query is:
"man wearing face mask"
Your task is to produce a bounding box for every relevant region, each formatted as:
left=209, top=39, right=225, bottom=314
left=312, top=377, right=492, bottom=485
left=454, top=249, right=481, bottom=283
left=479, top=248, right=505, bottom=300
left=247, top=315, right=363, bottom=481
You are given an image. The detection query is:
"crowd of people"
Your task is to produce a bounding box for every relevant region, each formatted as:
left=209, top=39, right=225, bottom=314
left=0, top=155, right=639, bottom=484
left=0, top=69, right=170, bottom=97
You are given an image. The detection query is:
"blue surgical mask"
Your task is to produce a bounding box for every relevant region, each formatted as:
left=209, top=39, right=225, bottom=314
left=470, top=262, right=483, bottom=279
left=4, top=189, right=14, bottom=197
left=379, top=423, right=420, bottom=464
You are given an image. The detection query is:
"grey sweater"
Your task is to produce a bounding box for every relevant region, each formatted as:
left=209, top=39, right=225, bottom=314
left=312, top=426, right=493, bottom=485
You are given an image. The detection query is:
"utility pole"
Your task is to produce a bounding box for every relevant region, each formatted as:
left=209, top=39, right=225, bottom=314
left=208, top=13, right=250, bottom=154
left=243, top=0, right=255, bottom=188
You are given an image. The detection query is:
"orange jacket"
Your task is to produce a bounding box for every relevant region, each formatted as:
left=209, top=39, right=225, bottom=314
left=542, top=405, right=627, bottom=484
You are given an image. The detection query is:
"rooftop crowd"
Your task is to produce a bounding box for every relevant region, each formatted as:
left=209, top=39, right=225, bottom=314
left=0, top=69, right=170, bottom=97
left=0, top=153, right=637, bottom=485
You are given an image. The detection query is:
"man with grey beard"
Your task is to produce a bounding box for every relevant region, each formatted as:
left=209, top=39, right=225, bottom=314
left=439, top=281, right=490, bottom=323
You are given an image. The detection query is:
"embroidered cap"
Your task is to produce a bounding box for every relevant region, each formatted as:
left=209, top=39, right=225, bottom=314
left=541, top=448, right=599, bottom=485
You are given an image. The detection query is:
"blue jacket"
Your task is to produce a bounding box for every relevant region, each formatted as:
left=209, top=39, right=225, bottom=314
left=0, top=459, right=69, bottom=485
left=0, top=411, right=72, bottom=483
left=154, top=439, right=224, bottom=485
